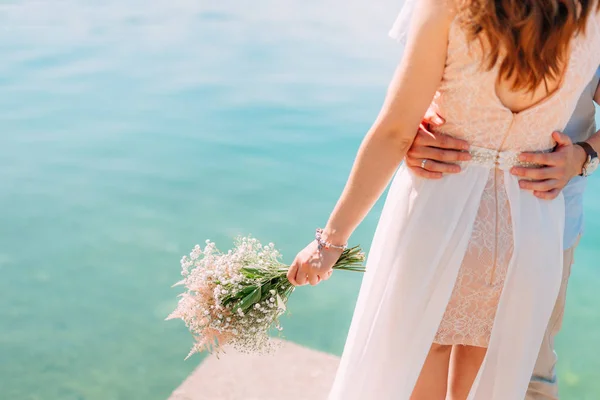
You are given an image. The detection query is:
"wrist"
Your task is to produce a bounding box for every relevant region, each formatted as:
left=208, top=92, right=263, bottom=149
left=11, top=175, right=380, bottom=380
left=573, top=144, right=588, bottom=176
left=320, top=226, right=350, bottom=248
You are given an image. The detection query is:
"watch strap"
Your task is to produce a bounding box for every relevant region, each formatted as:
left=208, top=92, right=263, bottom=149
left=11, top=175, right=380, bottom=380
left=576, top=142, right=597, bottom=177
left=576, top=141, right=598, bottom=158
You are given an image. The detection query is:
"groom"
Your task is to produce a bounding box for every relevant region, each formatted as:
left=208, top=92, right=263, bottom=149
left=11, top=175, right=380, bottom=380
left=405, top=68, right=600, bottom=399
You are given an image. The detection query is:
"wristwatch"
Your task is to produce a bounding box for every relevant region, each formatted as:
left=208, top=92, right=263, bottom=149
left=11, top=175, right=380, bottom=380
left=576, top=142, right=599, bottom=177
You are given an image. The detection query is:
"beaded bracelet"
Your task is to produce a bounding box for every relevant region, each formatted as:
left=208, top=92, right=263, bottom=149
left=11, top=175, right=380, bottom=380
left=315, top=228, right=348, bottom=251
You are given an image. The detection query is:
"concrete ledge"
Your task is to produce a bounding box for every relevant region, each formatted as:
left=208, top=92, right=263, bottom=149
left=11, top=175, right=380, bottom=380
left=168, top=340, right=340, bottom=400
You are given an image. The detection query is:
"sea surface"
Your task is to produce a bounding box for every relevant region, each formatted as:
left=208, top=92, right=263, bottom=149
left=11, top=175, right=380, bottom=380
left=1, top=1, right=599, bottom=399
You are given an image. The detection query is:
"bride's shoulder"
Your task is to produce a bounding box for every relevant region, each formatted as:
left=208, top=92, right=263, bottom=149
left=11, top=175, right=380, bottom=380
left=585, top=3, right=600, bottom=28
left=412, top=0, right=457, bottom=26
left=582, top=6, right=600, bottom=46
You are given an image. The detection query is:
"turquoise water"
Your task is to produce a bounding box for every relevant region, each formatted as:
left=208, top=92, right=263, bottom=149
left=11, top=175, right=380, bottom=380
left=1, top=1, right=599, bottom=399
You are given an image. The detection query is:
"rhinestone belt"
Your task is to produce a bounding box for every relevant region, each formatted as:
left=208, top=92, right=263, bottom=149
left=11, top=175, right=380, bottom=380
left=465, top=145, right=550, bottom=170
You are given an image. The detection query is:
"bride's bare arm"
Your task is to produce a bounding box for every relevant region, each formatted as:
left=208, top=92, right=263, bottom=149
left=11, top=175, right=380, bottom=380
left=322, top=0, right=453, bottom=245
left=288, top=0, right=454, bottom=286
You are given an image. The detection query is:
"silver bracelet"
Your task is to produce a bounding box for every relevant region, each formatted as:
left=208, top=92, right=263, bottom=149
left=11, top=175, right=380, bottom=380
left=315, top=228, right=347, bottom=251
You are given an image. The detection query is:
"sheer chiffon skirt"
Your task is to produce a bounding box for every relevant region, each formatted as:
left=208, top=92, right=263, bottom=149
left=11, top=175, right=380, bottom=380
left=328, top=163, right=564, bottom=400
left=435, top=169, right=514, bottom=347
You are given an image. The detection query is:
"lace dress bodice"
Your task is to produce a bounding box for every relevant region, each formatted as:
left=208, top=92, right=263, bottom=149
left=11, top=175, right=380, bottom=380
left=432, top=18, right=600, bottom=346
left=432, top=20, right=599, bottom=152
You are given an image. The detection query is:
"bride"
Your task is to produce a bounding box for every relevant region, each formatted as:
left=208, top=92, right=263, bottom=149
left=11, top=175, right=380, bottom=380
left=287, top=0, right=600, bottom=398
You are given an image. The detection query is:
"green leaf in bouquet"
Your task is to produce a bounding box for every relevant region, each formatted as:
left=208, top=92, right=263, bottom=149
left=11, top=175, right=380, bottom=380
left=236, top=285, right=257, bottom=297
left=237, top=286, right=262, bottom=311
left=221, top=285, right=256, bottom=307
left=240, top=266, right=264, bottom=279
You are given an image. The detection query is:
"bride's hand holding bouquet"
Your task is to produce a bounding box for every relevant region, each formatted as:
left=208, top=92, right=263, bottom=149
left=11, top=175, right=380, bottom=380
left=167, top=230, right=364, bottom=358
left=286, top=228, right=350, bottom=287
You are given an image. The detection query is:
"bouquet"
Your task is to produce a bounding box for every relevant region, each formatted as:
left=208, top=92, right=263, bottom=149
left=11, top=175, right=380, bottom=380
left=167, top=236, right=365, bottom=358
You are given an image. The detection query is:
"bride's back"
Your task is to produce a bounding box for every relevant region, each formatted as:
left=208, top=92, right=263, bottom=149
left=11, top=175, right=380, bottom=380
left=461, top=0, right=598, bottom=113
left=430, top=1, right=600, bottom=152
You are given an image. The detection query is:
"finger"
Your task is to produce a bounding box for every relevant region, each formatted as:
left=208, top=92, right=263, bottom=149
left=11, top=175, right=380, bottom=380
left=552, top=131, right=572, bottom=147
left=511, top=166, right=559, bottom=180
left=405, top=154, right=462, bottom=175
left=420, top=158, right=462, bottom=174
left=413, top=126, right=438, bottom=144
left=519, top=179, right=560, bottom=192
left=322, top=270, right=333, bottom=281
left=407, top=166, right=444, bottom=179
left=413, top=130, right=470, bottom=151
left=425, top=159, right=463, bottom=173
left=534, top=188, right=561, bottom=200
left=423, top=109, right=445, bottom=127
left=308, top=272, right=320, bottom=286
left=294, top=265, right=309, bottom=286
left=287, top=262, right=299, bottom=286
left=518, top=151, right=563, bottom=166
left=432, top=133, right=470, bottom=151
left=431, top=114, right=445, bottom=126
left=408, top=146, right=471, bottom=164
left=405, top=127, right=436, bottom=166
left=417, top=123, right=436, bottom=140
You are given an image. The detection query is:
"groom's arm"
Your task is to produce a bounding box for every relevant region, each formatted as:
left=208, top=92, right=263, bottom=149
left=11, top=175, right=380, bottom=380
left=576, top=129, right=600, bottom=167
left=582, top=87, right=600, bottom=155
left=584, top=84, right=600, bottom=153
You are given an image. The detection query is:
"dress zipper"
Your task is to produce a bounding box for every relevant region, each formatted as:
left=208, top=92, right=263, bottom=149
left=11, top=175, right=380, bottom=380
left=489, top=115, right=516, bottom=285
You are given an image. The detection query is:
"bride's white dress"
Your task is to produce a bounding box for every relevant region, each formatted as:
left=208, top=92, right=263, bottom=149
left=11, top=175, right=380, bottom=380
left=328, top=13, right=600, bottom=400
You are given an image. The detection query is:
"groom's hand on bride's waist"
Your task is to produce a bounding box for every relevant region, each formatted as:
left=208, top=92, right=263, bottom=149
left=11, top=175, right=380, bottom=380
left=405, top=110, right=471, bottom=179
left=511, top=131, right=586, bottom=200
